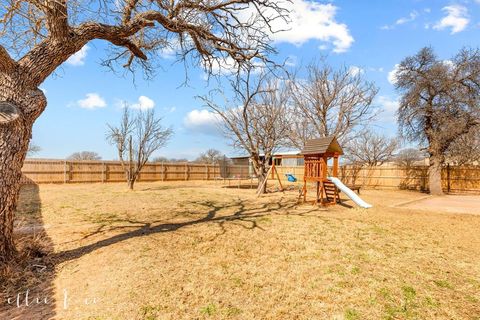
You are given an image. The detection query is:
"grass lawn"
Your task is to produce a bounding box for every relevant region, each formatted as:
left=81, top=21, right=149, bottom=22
left=2, top=181, right=480, bottom=319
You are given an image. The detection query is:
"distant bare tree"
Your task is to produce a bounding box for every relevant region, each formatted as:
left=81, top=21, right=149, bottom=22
left=200, top=69, right=290, bottom=194
left=27, top=143, right=41, bottom=157
left=286, top=113, right=317, bottom=150
left=394, top=47, right=480, bottom=195
left=0, top=0, right=288, bottom=261
left=395, top=148, right=426, bottom=168
left=288, top=60, right=379, bottom=148
left=68, top=151, right=102, bottom=161
left=444, top=128, right=480, bottom=165
left=152, top=156, right=188, bottom=163
left=107, top=107, right=173, bottom=190
left=344, top=130, right=398, bottom=167
left=195, top=149, right=223, bottom=164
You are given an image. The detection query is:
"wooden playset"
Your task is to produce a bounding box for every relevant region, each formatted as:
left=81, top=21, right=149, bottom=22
left=256, top=136, right=372, bottom=208
left=300, top=136, right=343, bottom=205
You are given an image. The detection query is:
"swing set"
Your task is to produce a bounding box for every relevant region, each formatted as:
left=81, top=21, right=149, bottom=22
left=257, top=136, right=344, bottom=206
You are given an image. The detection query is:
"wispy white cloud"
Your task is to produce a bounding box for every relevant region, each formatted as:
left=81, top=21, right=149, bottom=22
left=116, top=96, right=156, bottom=110
left=66, top=45, right=89, bottom=66
left=348, top=66, right=364, bottom=76
left=285, top=55, right=298, bottom=67
left=183, top=109, right=222, bottom=135
left=159, top=39, right=183, bottom=60
left=388, top=64, right=400, bottom=85
left=368, top=67, right=384, bottom=72
left=376, top=95, right=399, bottom=123
left=130, top=96, right=155, bottom=110
left=433, top=5, right=469, bottom=34
left=396, top=10, right=419, bottom=25
left=381, top=10, right=419, bottom=30
left=318, top=44, right=329, bottom=51
left=268, top=1, right=354, bottom=53
left=77, top=93, right=106, bottom=109
left=205, top=56, right=265, bottom=76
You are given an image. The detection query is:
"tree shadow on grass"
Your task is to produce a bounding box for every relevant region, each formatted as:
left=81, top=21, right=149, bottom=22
left=54, top=196, right=318, bottom=264
left=0, top=181, right=56, bottom=320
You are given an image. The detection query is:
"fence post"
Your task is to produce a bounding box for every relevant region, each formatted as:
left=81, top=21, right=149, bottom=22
left=205, top=164, right=208, bottom=180
left=239, top=166, right=242, bottom=188
left=447, top=163, right=451, bottom=193
left=185, top=163, right=188, bottom=181
left=64, top=160, right=67, bottom=184
left=101, top=162, right=105, bottom=183
left=362, top=166, right=367, bottom=187
left=161, top=162, right=165, bottom=181
left=63, top=160, right=71, bottom=183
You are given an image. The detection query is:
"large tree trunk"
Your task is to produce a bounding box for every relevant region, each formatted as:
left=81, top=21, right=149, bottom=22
left=128, top=178, right=135, bottom=190
left=252, top=158, right=269, bottom=195
left=0, top=72, right=46, bottom=263
left=0, top=123, right=31, bottom=262
left=428, top=154, right=444, bottom=196
left=256, top=171, right=267, bottom=194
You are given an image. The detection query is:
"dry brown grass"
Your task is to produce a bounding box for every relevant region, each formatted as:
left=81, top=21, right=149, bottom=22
left=2, top=181, right=480, bottom=319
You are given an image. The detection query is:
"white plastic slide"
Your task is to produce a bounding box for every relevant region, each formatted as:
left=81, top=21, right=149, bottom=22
left=328, top=177, right=373, bottom=209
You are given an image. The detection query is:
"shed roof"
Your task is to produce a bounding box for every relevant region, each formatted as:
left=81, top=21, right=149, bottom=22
left=301, top=136, right=343, bottom=156
left=230, top=150, right=301, bottom=159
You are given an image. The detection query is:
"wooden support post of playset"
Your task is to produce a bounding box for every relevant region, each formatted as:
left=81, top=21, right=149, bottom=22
left=271, top=160, right=275, bottom=179
left=333, top=154, right=339, bottom=177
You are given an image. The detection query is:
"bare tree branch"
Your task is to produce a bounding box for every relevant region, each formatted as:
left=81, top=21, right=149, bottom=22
left=6, top=0, right=289, bottom=86
left=44, top=0, right=69, bottom=41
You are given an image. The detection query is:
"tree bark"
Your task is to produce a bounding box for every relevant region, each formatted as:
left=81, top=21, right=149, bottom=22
left=0, top=72, right=46, bottom=263
left=256, top=171, right=267, bottom=194
left=128, top=178, right=135, bottom=190
left=0, top=134, right=23, bottom=262
left=428, top=154, right=444, bottom=196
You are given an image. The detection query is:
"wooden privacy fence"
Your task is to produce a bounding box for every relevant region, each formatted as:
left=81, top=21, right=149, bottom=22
left=20, top=159, right=251, bottom=184
left=21, top=159, right=480, bottom=193
left=274, top=164, right=480, bottom=193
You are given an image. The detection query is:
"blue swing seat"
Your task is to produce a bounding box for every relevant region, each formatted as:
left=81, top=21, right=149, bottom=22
left=285, top=173, right=297, bottom=182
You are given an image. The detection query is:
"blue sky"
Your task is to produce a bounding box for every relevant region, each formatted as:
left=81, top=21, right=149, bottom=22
left=33, top=0, right=480, bottom=160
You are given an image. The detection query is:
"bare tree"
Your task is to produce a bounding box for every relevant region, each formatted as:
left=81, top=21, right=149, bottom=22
left=288, top=60, right=379, bottom=148
left=195, top=149, right=222, bottom=164
left=27, top=143, right=41, bottom=157
left=394, top=47, right=480, bottom=195
left=152, top=156, right=188, bottom=163
left=107, top=107, right=172, bottom=190
left=343, top=130, right=398, bottom=167
left=67, top=151, right=102, bottom=161
left=444, top=128, right=480, bottom=165
left=395, top=148, right=426, bottom=168
left=0, top=0, right=287, bottom=261
left=200, top=69, right=291, bottom=194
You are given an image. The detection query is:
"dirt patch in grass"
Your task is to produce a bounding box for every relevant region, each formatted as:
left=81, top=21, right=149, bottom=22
left=398, top=195, right=480, bottom=215
left=2, top=181, right=480, bottom=319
